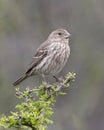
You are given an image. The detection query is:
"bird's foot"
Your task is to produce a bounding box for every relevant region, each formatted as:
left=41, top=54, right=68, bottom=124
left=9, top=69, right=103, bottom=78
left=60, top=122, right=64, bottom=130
left=42, top=80, right=48, bottom=85
left=53, top=75, right=64, bottom=83
left=42, top=80, right=53, bottom=90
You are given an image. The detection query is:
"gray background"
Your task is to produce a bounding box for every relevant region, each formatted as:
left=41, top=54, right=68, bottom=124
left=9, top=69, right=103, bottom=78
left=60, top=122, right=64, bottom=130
left=0, top=0, right=104, bottom=130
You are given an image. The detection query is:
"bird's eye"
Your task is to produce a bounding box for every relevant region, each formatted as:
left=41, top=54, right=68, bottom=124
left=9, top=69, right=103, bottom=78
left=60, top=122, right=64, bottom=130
left=58, top=33, right=62, bottom=36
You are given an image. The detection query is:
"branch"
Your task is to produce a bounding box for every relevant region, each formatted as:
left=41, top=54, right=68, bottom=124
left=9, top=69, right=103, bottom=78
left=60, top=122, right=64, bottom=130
left=0, top=72, right=76, bottom=130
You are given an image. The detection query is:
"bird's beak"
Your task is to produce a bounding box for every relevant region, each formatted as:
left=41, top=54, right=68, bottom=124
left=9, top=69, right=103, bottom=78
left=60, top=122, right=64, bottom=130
left=65, top=33, right=71, bottom=39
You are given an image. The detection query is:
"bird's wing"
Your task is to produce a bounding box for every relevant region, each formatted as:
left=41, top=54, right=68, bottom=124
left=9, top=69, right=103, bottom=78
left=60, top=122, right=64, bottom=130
left=25, top=44, right=48, bottom=75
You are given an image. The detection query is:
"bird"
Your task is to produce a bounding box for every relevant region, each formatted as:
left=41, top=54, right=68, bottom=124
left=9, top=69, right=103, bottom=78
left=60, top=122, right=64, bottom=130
left=13, top=29, right=71, bottom=86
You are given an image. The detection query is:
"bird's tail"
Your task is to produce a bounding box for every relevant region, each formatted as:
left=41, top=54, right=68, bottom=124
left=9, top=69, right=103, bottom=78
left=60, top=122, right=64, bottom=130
left=13, top=74, right=28, bottom=86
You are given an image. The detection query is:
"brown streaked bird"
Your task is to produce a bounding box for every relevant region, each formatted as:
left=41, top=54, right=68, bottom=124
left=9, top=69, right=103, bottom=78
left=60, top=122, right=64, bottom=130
left=13, top=29, right=71, bottom=86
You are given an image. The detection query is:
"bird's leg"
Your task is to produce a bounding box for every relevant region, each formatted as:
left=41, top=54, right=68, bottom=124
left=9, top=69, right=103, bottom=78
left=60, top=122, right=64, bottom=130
left=41, top=74, right=53, bottom=93
left=52, top=75, right=65, bottom=91
left=53, top=75, right=64, bottom=83
left=52, top=75, right=59, bottom=82
left=42, top=74, right=51, bottom=86
left=42, top=74, right=47, bottom=84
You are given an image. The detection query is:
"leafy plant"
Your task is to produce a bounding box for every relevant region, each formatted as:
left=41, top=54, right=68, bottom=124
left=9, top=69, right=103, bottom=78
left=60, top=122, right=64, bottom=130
left=0, top=72, right=76, bottom=130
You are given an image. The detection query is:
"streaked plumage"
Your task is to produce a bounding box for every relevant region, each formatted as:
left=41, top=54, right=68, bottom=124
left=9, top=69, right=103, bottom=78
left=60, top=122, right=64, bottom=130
left=13, top=29, right=71, bottom=86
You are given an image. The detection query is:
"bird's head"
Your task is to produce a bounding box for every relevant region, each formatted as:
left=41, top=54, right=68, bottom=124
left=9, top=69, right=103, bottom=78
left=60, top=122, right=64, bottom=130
left=48, top=29, right=71, bottom=43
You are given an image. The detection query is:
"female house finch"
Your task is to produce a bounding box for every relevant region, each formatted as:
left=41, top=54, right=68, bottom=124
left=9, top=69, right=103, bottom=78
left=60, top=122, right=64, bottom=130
left=13, top=29, right=71, bottom=86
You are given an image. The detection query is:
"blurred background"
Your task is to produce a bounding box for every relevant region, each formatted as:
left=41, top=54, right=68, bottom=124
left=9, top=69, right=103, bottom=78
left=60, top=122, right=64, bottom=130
left=0, top=0, right=104, bottom=130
